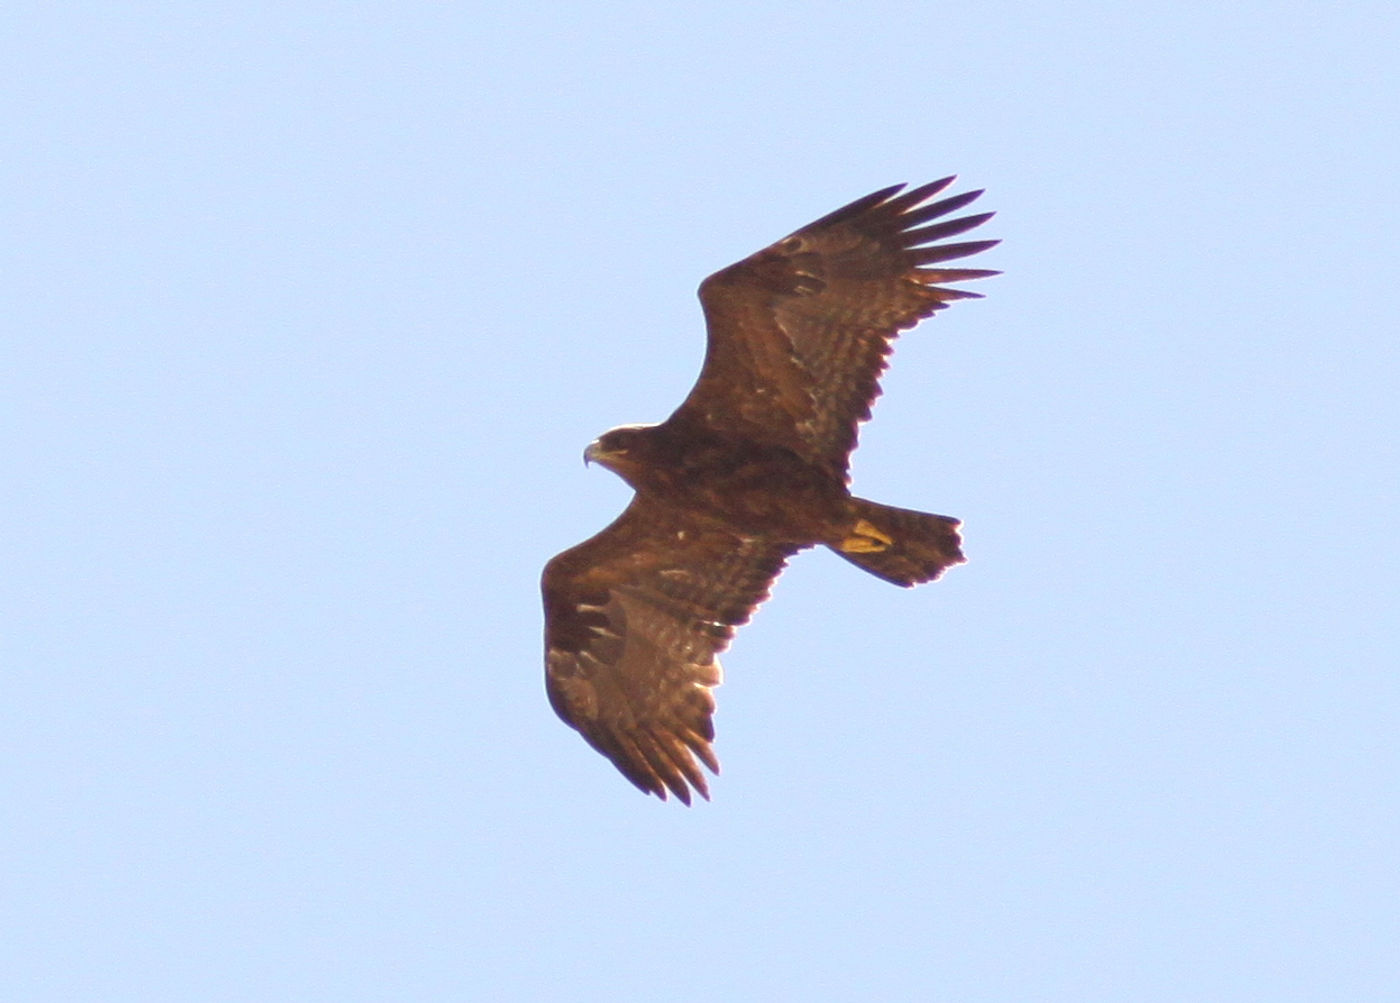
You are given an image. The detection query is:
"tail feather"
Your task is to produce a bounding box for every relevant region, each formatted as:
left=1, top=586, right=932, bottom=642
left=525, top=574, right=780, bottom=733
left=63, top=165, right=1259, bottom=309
left=832, top=498, right=965, bottom=587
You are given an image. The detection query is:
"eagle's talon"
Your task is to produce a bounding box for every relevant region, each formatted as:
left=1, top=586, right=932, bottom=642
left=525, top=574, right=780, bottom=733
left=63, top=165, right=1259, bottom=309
left=839, top=518, right=893, bottom=553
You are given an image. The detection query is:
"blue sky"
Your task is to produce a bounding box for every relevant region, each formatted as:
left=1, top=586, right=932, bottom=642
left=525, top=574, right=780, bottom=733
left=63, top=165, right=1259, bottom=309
left=4, top=3, right=1397, bottom=1000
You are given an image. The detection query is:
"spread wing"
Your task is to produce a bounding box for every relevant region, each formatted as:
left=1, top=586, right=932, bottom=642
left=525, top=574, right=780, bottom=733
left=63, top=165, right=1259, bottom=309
left=673, top=178, right=997, bottom=479
left=542, top=495, right=796, bottom=803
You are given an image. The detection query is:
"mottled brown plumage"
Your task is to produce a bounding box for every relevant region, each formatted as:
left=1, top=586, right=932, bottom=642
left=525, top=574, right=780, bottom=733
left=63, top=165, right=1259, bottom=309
left=542, top=179, right=997, bottom=802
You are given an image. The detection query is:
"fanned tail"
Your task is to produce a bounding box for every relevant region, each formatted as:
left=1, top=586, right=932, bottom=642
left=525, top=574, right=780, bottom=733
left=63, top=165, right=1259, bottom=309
left=831, top=498, right=965, bottom=587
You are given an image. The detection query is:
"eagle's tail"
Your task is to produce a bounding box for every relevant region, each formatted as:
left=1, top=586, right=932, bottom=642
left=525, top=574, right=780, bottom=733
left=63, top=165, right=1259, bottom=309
left=831, top=499, right=965, bottom=587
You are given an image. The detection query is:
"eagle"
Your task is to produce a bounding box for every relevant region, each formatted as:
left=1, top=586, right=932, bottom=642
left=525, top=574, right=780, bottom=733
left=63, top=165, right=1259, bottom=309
left=542, top=178, right=997, bottom=803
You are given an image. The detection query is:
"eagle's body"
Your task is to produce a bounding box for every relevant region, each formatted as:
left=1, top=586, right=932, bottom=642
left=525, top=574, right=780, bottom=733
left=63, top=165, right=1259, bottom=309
left=542, top=179, right=997, bottom=803
left=586, top=421, right=849, bottom=544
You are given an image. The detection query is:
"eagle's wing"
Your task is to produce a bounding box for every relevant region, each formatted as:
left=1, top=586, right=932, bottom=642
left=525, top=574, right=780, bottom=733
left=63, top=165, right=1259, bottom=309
left=673, top=179, right=997, bottom=479
left=542, top=495, right=796, bottom=803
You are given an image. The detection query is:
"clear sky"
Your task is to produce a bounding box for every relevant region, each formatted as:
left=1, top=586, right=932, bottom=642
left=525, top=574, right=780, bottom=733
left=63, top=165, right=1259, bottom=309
left=4, top=3, right=1398, bottom=1000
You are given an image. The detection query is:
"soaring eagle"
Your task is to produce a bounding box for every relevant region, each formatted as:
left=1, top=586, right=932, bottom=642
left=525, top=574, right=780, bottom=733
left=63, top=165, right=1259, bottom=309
left=542, top=179, right=997, bottom=803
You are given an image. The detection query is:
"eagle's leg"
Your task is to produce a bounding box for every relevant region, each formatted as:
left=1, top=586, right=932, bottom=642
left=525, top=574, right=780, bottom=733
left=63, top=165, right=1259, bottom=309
left=838, top=518, right=894, bottom=554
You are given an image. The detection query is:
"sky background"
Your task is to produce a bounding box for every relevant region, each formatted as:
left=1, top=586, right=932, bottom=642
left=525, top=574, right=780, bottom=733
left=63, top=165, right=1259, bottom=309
left=4, top=3, right=1398, bottom=1000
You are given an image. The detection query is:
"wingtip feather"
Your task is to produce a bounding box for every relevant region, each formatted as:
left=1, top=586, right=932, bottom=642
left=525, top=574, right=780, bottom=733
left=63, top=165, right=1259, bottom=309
left=897, top=187, right=985, bottom=226
left=902, top=211, right=996, bottom=246
left=912, top=238, right=1001, bottom=265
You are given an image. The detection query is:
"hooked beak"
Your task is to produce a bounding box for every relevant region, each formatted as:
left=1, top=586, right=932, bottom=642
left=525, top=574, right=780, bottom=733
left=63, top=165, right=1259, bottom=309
left=583, top=439, right=600, bottom=467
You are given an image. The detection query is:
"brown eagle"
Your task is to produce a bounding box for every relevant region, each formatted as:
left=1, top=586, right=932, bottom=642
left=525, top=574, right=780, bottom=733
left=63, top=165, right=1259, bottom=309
left=542, top=178, right=997, bottom=803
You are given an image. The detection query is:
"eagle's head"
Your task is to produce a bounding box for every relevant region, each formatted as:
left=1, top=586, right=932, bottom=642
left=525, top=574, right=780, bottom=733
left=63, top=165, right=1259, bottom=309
left=584, top=424, right=657, bottom=482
